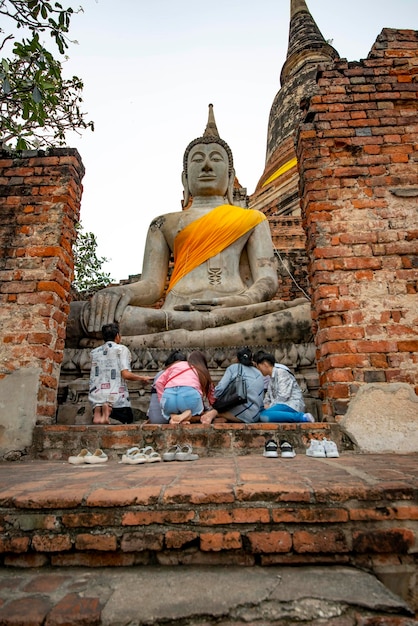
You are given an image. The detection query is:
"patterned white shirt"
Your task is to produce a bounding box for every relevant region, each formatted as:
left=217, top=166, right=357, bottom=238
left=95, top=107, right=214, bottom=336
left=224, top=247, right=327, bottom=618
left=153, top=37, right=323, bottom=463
left=88, top=341, right=132, bottom=408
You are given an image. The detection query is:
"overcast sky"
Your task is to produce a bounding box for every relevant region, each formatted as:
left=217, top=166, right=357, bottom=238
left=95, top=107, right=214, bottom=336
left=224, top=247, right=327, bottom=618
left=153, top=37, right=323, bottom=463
left=63, top=0, right=417, bottom=282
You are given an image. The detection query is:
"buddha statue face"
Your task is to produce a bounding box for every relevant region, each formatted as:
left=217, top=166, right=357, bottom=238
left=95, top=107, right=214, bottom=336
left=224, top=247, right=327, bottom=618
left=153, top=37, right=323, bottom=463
left=186, top=142, right=230, bottom=198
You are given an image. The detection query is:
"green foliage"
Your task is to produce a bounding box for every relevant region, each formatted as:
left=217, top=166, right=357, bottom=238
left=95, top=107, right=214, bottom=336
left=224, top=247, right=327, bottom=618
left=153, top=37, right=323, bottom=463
left=0, top=0, right=94, bottom=150
left=72, top=222, right=113, bottom=297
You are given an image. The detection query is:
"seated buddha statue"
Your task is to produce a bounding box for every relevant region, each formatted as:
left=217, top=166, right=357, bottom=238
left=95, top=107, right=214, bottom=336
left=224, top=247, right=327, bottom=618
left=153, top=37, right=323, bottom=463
left=67, top=105, right=311, bottom=350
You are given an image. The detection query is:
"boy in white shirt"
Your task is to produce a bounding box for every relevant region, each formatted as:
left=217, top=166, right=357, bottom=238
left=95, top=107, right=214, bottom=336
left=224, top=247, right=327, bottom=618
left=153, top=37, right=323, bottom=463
left=89, top=323, right=152, bottom=424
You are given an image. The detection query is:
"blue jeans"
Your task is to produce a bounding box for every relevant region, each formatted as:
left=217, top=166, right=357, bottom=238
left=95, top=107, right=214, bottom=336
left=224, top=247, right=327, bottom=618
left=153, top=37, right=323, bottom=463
left=161, top=386, right=203, bottom=420
left=260, top=403, right=307, bottom=423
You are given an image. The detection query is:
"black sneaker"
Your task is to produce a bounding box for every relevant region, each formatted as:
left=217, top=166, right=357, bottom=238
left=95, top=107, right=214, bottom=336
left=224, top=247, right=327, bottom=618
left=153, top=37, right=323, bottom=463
left=263, top=439, right=279, bottom=458
left=280, top=441, right=296, bottom=458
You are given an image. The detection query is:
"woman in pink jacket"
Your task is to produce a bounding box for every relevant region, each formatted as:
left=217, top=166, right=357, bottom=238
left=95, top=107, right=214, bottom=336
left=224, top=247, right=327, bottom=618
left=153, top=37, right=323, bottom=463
left=155, top=351, right=215, bottom=424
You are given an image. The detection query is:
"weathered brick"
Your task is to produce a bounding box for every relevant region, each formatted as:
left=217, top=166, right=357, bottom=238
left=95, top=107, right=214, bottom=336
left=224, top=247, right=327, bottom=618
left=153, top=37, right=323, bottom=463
left=272, top=507, right=349, bottom=524
left=200, top=532, right=242, bottom=551
left=350, top=505, right=418, bottom=521
left=293, top=530, right=350, bottom=554
left=75, top=533, right=117, bottom=551
left=353, top=528, right=415, bottom=553
left=51, top=552, right=136, bottom=567
left=32, top=534, right=72, bottom=552
left=355, top=340, right=398, bottom=353
left=370, top=354, right=389, bottom=368
left=199, top=508, right=270, bottom=525
left=4, top=553, right=49, bottom=568
left=0, top=597, right=52, bottom=626
left=0, top=536, right=30, bottom=553
left=398, top=340, right=418, bottom=352
left=326, top=355, right=370, bottom=369
left=120, top=531, right=164, bottom=552
left=44, top=593, right=101, bottom=626
left=5, top=514, right=58, bottom=532
left=122, top=510, right=195, bottom=526
left=165, top=531, right=199, bottom=549
left=247, top=531, right=292, bottom=553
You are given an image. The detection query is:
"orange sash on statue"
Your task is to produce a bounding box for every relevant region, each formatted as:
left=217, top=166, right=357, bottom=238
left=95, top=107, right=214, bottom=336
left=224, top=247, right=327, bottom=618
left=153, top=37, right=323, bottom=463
left=167, top=204, right=266, bottom=293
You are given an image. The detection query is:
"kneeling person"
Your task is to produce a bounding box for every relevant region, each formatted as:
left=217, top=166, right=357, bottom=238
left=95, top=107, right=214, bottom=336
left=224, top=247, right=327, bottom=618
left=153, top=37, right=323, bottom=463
left=89, top=322, right=152, bottom=424
left=203, top=347, right=264, bottom=424
left=255, top=352, right=314, bottom=423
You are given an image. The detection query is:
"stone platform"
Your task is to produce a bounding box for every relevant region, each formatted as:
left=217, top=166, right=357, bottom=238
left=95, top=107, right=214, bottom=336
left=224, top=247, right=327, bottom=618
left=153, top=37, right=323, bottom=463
left=0, top=443, right=417, bottom=613
left=31, top=421, right=349, bottom=461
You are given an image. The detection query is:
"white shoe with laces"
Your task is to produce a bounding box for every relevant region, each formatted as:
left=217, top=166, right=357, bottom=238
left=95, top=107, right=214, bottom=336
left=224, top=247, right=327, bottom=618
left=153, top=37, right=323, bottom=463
left=280, top=441, right=296, bottom=458
left=306, top=439, right=326, bottom=458
left=263, top=439, right=279, bottom=458
left=322, top=438, right=340, bottom=458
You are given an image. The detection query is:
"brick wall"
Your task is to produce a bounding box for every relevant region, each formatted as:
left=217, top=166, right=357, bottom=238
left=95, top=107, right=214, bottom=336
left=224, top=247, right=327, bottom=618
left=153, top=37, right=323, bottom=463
left=269, top=216, right=310, bottom=301
left=0, top=149, right=84, bottom=425
left=297, top=29, right=418, bottom=421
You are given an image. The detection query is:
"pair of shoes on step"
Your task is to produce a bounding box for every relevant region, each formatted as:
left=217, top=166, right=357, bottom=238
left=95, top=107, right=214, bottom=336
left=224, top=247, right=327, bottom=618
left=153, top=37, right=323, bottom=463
left=120, top=446, right=161, bottom=464
left=263, top=439, right=296, bottom=459
left=162, top=443, right=199, bottom=461
left=68, top=448, right=108, bottom=464
left=306, top=437, right=339, bottom=458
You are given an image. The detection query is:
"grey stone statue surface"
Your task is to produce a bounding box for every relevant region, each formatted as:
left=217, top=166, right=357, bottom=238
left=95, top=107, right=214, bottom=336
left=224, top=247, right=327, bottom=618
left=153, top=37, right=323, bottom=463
left=67, top=105, right=311, bottom=350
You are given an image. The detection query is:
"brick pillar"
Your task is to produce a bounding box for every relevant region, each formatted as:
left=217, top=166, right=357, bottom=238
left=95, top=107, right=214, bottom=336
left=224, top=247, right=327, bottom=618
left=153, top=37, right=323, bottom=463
left=0, top=148, right=84, bottom=438
left=297, top=29, right=418, bottom=421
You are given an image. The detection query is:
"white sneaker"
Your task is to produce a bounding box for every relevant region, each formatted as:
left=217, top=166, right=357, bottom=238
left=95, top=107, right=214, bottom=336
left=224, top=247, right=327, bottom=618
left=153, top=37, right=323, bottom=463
left=306, top=439, right=326, bottom=458
left=322, top=438, right=340, bottom=458
left=303, top=412, right=315, bottom=422
left=280, top=441, right=296, bottom=458
left=263, top=439, right=279, bottom=458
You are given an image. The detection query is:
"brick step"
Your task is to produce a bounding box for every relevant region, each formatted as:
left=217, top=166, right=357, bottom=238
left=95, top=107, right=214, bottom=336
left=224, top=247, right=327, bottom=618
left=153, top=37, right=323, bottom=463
left=0, top=455, right=417, bottom=612
left=30, top=422, right=353, bottom=461
left=0, top=565, right=415, bottom=624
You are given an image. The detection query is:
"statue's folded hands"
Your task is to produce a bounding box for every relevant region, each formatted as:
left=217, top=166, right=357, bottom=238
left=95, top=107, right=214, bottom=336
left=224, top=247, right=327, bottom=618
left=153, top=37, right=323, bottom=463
left=179, top=295, right=252, bottom=311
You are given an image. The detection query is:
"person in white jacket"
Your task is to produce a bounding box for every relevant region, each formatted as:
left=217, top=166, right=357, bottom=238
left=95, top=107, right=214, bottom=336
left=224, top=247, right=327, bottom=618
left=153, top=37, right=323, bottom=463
left=255, top=352, right=314, bottom=423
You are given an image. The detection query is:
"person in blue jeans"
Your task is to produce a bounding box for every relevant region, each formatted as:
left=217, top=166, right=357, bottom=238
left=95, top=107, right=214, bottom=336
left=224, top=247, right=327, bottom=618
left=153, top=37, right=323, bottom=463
left=155, top=350, right=215, bottom=424
left=254, top=352, right=314, bottom=423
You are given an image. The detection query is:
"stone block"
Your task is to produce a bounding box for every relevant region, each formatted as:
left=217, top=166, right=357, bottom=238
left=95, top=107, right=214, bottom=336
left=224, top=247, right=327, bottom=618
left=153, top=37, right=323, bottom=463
left=341, top=383, right=418, bottom=453
left=0, top=367, right=40, bottom=459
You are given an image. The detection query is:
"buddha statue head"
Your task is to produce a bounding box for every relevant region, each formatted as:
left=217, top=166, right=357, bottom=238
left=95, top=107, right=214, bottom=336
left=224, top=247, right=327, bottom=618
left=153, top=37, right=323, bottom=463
left=182, top=104, right=236, bottom=207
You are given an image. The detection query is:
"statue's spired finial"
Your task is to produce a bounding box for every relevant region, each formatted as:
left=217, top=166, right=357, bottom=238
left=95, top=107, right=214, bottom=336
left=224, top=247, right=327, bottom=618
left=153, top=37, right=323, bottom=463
left=203, top=103, right=220, bottom=138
